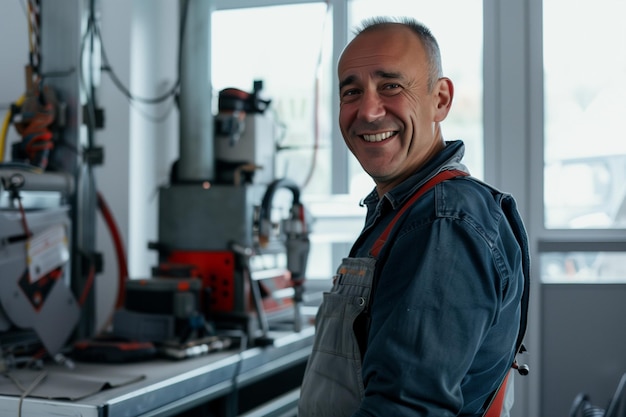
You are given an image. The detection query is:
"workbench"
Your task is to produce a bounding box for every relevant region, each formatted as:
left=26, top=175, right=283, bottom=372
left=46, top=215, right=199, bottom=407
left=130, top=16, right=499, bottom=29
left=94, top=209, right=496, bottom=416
left=0, top=326, right=314, bottom=417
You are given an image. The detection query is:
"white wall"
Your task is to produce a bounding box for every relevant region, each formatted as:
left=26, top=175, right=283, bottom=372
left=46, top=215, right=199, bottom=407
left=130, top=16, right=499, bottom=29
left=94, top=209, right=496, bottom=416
left=96, top=0, right=179, bottom=331
left=0, top=2, right=30, bottom=140
left=94, top=0, right=133, bottom=333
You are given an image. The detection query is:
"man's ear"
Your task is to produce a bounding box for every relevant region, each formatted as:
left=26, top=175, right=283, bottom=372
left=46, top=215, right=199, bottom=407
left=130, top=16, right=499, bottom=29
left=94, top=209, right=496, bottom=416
left=434, top=77, right=454, bottom=122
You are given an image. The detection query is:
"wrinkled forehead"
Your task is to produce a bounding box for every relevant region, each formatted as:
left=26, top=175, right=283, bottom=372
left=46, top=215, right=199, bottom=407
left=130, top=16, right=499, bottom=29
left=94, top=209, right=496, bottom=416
left=338, top=25, right=426, bottom=80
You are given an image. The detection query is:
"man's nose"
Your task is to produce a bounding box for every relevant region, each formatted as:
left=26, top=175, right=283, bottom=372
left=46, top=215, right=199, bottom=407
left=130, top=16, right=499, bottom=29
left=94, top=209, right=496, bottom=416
left=357, top=90, right=385, bottom=122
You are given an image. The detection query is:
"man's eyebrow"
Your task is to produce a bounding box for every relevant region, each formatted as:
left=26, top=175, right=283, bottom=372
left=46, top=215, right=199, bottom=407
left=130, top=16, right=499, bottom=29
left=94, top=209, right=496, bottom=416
left=376, top=70, right=402, bottom=80
left=339, top=71, right=403, bottom=90
left=339, top=75, right=356, bottom=91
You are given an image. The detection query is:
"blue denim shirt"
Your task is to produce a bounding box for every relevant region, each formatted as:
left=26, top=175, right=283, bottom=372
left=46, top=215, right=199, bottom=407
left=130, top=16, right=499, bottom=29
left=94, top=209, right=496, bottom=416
left=349, top=140, right=528, bottom=416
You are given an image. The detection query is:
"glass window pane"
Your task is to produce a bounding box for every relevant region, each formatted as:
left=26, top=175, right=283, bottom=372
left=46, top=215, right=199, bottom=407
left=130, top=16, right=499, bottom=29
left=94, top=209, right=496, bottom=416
left=541, top=252, right=626, bottom=283
left=347, top=0, right=484, bottom=197
left=211, top=3, right=332, bottom=194
left=543, top=0, right=626, bottom=229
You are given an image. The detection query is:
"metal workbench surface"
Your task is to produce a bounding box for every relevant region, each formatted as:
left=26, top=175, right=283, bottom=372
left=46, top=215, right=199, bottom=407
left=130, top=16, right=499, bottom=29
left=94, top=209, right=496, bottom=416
left=0, top=326, right=314, bottom=417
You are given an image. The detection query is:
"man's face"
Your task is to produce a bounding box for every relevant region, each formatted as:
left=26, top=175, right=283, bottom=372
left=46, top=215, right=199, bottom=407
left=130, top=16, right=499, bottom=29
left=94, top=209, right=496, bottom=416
left=338, top=24, right=452, bottom=195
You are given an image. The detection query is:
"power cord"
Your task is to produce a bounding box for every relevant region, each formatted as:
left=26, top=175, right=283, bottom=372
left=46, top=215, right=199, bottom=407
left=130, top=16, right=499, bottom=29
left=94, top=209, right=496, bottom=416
left=5, top=370, right=48, bottom=417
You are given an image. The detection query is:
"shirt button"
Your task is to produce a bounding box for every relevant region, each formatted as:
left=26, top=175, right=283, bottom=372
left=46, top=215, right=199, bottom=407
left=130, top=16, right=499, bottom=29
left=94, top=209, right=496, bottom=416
left=357, top=297, right=366, bottom=306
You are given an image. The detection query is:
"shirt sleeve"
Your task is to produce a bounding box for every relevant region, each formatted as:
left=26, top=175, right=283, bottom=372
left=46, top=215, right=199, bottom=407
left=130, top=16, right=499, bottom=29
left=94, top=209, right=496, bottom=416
left=353, top=216, right=507, bottom=417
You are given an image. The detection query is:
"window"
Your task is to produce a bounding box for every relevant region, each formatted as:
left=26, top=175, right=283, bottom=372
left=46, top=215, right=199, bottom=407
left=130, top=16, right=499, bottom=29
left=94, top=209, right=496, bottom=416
left=543, top=0, right=626, bottom=230
left=540, top=0, right=626, bottom=283
left=542, top=251, right=626, bottom=283
left=211, top=3, right=332, bottom=195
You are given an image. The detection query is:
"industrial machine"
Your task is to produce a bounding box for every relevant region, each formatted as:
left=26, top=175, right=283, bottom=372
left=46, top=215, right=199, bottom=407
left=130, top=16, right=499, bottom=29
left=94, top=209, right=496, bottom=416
left=107, top=2, right=313, bottom=348
left=0, top=167, right=79, bottom=358
left=1, top=1, right=112, bottom=364
left=143, top=82, right=312, bottom=347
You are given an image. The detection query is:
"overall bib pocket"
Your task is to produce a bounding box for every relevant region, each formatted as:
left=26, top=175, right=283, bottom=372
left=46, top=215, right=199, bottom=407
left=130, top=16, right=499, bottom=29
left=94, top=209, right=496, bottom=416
left=313, top=292, right=367, bottom=359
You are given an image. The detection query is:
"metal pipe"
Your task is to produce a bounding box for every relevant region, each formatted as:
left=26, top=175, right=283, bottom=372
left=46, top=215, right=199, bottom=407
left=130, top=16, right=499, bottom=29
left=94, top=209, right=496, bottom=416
left=178, top=0, right=214, bottom=182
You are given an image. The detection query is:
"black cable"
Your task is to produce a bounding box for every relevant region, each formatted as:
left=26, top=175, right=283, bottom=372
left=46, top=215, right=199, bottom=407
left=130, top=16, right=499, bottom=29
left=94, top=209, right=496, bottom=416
left=128, top=96, right=176, bottom=124
left=95, top=0, right=190, bottom=105
left=260, top=178, right=301, bottom=223
left=100, top=63, right=179, bottom=104
left=87, top=0, right=97, bottom=148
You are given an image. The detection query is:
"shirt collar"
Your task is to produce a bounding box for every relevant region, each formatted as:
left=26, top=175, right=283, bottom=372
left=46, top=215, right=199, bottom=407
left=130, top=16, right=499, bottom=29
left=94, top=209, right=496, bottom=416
left=361, top=140, right=469, bottom=211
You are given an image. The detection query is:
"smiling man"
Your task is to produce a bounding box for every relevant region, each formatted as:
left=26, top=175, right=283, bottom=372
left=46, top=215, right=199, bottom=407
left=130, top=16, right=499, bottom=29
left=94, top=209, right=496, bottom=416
left=298, top=16, right=530, bottom=417
left=337, top=20, right=450, bottom=198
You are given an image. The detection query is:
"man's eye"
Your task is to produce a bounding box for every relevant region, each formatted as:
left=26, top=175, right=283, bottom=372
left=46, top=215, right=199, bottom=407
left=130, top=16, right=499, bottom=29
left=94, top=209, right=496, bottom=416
left=342, top=88, right=360, bottom=97
left=383, top=83, right=401, bottom=90
left=340, top=89, right=361, bottom=102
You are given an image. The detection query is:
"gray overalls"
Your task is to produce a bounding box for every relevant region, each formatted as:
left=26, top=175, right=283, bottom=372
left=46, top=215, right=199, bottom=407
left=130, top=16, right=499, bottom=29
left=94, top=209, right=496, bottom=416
left=298, top=256, right=376, bottom=416
left=298, top=170, right=466, bottom=417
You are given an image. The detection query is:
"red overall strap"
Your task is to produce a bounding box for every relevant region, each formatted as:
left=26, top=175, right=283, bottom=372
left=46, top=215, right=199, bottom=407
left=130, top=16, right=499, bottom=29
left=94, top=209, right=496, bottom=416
left=484, top=371, right=510, bottom=417
left=370, top=169, right=468, bottom=258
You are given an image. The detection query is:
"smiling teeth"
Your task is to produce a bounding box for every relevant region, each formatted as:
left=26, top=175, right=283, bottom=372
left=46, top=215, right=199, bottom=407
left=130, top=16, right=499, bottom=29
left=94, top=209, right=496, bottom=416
left=362, top=132, right=394, bottom=142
